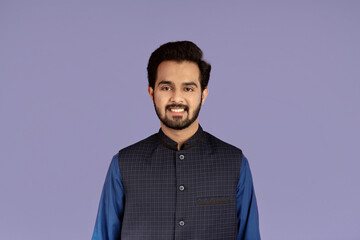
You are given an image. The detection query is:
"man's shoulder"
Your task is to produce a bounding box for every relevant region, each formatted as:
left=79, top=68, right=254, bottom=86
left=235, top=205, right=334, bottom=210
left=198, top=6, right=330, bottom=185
left=117, top=133, right=158, bottom=157
left=203, top=131, right=243, bottom=155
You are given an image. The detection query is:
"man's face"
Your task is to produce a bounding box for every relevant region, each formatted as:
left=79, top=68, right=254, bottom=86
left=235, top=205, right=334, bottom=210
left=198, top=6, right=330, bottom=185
left=148, top=60, right=208, bottom=130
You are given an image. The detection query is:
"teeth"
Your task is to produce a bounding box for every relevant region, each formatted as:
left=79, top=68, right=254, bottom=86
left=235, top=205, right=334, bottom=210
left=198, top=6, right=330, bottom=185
left=170, top=109, right=184, bottom=112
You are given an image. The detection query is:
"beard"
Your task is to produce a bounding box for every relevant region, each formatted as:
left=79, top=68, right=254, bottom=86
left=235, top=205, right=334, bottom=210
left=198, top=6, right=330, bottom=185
left=154, top=97, right=202, bottom=130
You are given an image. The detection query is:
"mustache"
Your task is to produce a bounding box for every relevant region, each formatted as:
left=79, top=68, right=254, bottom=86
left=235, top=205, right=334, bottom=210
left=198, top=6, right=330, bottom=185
left=166, top=104, right=189, bottom=111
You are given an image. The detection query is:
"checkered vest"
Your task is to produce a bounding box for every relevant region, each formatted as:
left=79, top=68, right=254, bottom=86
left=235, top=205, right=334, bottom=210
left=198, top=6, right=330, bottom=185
left=118, top=130, right=242, bottom=240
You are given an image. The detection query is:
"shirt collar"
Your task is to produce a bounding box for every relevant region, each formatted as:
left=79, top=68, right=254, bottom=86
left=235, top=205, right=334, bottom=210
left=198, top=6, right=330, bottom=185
left=157, top=125, right=204, bottom=151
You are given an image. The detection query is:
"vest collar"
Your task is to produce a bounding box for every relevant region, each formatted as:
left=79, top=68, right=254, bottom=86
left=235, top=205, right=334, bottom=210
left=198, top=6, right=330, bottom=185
left=157, top=125, right=204, bottom=151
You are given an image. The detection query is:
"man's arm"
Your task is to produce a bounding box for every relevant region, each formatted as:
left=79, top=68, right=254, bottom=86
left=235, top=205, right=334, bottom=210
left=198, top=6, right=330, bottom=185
left=237, top=155, right=261, bottom=240
left=92, top=155, right=124, bottom=240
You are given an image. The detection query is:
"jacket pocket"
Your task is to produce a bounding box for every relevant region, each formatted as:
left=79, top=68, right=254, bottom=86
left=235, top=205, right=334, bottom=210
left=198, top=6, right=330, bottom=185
left=196, top=196, right=231, bottom=205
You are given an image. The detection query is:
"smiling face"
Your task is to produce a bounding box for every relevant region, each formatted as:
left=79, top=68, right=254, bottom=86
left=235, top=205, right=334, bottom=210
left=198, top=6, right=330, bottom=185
left=148, top=60, right=208, bottom=131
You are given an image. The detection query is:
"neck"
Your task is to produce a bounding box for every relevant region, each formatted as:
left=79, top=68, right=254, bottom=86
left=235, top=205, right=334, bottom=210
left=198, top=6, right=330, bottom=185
left=160, top=120, right=199, bottom=150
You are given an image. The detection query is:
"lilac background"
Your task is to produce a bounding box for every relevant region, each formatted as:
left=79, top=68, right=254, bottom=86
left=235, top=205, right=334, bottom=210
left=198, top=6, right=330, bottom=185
left=1, top=1, right=359, bottom=239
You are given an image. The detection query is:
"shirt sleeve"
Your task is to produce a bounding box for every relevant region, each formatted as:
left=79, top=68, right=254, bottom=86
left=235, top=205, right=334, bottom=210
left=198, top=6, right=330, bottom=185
left=237, top=154, right=261, bottom=240
left=92, top=154, right=125, bottom=240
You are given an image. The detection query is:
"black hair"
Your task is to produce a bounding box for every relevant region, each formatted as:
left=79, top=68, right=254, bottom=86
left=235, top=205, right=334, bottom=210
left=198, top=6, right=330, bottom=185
left=147, top=41, right=211, bottom=91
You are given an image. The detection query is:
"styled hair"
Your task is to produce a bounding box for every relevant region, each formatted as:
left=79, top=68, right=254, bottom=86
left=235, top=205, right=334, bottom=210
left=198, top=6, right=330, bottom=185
left=147, top=41, right=211, bottom=91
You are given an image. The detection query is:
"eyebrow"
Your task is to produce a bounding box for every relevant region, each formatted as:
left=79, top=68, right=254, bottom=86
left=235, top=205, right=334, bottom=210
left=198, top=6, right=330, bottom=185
left=157, top=80, right=198, bottom=88
left=157, top=80, right=173, bottom=86
left=183, top=82, right=198, bottom=88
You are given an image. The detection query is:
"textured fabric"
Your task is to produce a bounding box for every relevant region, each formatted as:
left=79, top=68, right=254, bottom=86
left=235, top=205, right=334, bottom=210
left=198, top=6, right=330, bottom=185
left=92, top=125, right=260, bottom=240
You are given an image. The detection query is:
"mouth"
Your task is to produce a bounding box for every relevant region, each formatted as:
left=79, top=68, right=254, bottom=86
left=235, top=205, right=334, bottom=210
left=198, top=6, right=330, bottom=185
left=169, top=108, right=185, bottom=113
left=166, top=104, right=188, bottom=115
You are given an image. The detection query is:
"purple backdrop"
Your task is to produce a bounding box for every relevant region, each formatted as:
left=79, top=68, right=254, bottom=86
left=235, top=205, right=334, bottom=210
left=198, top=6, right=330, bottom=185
left=1, top=1, right=359, bottom=239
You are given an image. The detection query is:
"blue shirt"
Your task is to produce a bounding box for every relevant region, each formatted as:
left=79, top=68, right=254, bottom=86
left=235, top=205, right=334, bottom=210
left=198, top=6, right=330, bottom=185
left=92, top=127, right=260, bottom=240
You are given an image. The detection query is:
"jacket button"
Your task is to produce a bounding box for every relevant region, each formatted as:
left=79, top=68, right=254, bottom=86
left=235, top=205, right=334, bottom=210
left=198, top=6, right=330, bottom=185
left=179, top=220, right=185, bottom=226
left=179, top=154, right=185, bottom=160
left=179, top=185, right=185, bottom=191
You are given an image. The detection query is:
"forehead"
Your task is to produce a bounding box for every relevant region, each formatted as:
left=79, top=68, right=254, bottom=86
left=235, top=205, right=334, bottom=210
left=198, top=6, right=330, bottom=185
left=156, top=60, right=200, bottom=85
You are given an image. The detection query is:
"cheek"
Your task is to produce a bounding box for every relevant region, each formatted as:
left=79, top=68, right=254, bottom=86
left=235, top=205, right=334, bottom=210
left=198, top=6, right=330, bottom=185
left=154, top=93, right=167, bottom=108
left=190, top=95, right=202, bottom=106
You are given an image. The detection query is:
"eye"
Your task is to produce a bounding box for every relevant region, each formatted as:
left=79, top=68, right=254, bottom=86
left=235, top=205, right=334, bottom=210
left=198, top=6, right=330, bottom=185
left=161, top=86, right=171, bottom=91
left=184, top=87, right=194, bottom=92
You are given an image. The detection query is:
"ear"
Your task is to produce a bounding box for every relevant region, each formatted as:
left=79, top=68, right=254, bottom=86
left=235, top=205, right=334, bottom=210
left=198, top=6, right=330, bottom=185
left=201, top=87, right=209, bottom=105
left=148, top=86, right=154, bottom=103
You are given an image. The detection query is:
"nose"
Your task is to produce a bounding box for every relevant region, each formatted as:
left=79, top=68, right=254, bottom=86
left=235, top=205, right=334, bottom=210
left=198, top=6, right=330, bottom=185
left=169, top=88, right=184, bottom=103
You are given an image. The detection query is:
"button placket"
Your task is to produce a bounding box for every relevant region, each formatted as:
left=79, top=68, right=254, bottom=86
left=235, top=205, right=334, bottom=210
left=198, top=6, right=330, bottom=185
left=176, top=152, right=187, bottom=232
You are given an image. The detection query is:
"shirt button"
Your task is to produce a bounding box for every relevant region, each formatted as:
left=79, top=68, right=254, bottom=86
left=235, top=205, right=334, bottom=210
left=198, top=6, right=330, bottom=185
left=179, top=185, right=185, bottom=191
left=179, top=154, right=185, bottom=160
left=179, top=221, right=185, bottom=226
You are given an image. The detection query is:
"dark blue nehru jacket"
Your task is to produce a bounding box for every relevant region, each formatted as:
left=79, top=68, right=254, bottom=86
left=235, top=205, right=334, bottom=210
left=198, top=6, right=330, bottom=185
left=92, top=125, right=260, bottom=240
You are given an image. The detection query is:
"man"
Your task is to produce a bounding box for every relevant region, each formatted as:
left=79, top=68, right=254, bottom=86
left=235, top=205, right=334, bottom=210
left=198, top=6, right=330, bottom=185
left=92, top=41, right=260, bottom=240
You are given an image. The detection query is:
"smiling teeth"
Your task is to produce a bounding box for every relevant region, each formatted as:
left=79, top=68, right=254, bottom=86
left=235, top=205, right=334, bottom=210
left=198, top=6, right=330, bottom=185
left=170, top=109, right=184, bottom=112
